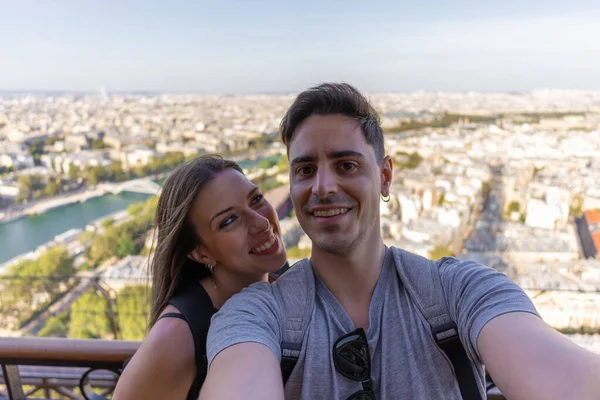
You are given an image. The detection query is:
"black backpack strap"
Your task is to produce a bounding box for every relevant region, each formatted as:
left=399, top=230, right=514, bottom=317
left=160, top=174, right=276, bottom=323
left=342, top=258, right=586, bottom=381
left=169, top=283, right=215, bottom=369
left=433, top=322, right=482, bottom=400
left=158, top=312, right=187, bottom=322
left=280, top=342, right=302, bottom=385
left=271, top=259, right=315, bottom=386
left=168, top=283, right=216, bottom=399
left=269, top=261, right=291, bottom=282
left=392, top=247, right=482, bottom=400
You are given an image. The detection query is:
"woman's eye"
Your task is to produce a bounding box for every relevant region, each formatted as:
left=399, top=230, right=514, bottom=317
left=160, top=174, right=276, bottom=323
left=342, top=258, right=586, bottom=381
left=251, top=194, right=264, bottom=205
left=219, top=215, right=238, bottom=228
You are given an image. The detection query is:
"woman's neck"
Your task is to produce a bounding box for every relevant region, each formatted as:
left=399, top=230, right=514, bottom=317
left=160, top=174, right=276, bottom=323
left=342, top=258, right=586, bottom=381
left=200, top=271, right=268, bottom=309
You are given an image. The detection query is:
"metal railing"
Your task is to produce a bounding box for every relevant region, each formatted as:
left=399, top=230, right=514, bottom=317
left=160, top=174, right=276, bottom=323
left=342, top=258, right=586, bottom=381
left=0, top=336, right=506, bottom=400
left=0, top=337, right=139, bottom=400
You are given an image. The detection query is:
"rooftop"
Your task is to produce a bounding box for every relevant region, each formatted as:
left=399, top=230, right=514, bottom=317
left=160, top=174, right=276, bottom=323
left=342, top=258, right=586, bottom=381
left=586, top=209, right=600, bottom=225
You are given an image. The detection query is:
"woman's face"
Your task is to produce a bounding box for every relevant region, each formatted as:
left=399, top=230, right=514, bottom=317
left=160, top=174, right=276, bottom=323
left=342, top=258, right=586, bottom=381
left=189, top=168, right=287, bottom=277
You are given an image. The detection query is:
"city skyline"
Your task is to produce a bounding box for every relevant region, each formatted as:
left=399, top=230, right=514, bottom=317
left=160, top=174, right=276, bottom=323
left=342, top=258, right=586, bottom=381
left=2, top=0, right=600, bottom=93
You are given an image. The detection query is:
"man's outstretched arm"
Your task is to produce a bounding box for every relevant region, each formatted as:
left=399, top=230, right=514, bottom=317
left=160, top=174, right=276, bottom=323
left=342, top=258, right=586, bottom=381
left=199, top=343, right=283, bottom=400
left=479, top=312, right=600, bottom=400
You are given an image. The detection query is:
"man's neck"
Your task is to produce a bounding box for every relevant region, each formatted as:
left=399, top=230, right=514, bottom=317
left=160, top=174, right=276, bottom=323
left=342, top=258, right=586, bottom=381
left=310, top=233, right=386, bottom=329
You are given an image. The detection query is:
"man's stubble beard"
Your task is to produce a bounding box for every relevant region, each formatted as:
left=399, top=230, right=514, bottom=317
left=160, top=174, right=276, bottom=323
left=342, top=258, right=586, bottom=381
left=311, top=222, right=368, bottom=257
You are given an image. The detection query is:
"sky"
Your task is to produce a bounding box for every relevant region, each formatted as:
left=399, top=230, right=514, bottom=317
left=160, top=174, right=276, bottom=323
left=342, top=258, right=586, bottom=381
left=1, top=0, right=599, bottom=94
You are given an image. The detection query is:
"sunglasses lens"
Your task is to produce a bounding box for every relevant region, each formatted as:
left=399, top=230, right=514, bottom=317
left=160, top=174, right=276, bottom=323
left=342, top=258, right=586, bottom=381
left=334, top=333, right=370, bottom=380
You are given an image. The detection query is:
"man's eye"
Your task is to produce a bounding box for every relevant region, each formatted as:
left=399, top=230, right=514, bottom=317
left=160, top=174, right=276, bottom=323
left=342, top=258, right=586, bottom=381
left=340, top=162, right=357, bottom=171
left=297, top=166, right=314, bottom=175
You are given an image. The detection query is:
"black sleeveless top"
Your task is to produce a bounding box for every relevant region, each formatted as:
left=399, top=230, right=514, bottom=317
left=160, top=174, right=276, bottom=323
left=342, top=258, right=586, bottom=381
left=158, top=282, right=216, bottom=400
left=158, top=262, right=291, bottom=400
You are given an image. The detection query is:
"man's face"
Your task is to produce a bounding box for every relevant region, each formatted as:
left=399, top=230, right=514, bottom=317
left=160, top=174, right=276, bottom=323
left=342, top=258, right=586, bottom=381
left=288, top=114, right=392, bottom=256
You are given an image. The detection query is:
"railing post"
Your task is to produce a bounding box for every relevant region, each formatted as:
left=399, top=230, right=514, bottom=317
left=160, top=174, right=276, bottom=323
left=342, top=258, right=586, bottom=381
left=1, top=364, right=26, bottom=400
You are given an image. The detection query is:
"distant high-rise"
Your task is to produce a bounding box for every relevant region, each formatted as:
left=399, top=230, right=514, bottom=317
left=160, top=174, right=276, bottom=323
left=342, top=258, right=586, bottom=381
left=100, top=87, right=109, bottom=100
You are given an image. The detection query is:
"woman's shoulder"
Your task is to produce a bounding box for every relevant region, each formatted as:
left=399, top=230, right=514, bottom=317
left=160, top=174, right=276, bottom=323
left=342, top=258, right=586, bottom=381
left=169, top=281, right=216, bottom=333
left=141, top=309, right=196, bottom=366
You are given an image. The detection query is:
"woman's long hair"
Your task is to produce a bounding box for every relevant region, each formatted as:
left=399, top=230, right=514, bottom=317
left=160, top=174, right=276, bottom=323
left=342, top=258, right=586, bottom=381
left=148, top=154, right=243, bottom=329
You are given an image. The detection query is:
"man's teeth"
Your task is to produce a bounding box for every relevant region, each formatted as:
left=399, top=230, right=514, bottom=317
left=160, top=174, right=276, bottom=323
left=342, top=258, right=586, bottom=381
left=312, top=208, right=349, bottom=217
left=251, top=234, right=277, bottom=254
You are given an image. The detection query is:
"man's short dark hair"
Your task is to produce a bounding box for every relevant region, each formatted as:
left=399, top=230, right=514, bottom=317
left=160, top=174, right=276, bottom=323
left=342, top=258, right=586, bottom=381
left=280, top=82, right=385, bottom=160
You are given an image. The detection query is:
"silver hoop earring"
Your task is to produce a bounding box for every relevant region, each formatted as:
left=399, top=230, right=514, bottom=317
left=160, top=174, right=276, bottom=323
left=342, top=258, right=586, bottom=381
left=206, top=264, right=214, bottom=273
left=381, top=194, right=391, bottom=203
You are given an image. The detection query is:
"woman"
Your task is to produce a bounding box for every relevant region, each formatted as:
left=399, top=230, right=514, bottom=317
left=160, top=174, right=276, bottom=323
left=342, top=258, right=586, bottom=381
left=113, top=155, right=288, bottom=400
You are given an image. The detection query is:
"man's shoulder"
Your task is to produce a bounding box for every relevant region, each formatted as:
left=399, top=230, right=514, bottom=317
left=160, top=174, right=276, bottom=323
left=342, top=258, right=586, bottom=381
left=388, top=245, right=489, bottom=272
left=221, top=258, right=314, bottom=312
left=271, top=257, right=313, bottom=290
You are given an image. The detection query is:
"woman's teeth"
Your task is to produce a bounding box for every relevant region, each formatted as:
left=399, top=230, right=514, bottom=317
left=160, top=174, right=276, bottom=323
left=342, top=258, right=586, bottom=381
left=251, top=234, right=276, bottom=254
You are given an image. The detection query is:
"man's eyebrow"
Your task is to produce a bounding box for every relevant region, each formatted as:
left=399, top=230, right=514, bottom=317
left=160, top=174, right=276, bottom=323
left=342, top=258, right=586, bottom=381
left=290, top=151, right=366, bottom=166
left=290, top=155, right=316, bottom=166
left=327, top=150, right=366, bottom=160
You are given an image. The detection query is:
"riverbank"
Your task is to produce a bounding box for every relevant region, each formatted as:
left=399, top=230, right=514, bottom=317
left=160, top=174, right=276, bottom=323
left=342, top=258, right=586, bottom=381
left=0, top=188, right=104, bottom=225
left=0, top=204, right=138, bottom=272
left=0, top=178, right=159, bottom=225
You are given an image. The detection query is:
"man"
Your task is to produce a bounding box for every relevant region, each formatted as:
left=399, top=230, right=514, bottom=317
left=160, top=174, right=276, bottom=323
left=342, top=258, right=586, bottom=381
left=200, top=83, right=600, bottom=399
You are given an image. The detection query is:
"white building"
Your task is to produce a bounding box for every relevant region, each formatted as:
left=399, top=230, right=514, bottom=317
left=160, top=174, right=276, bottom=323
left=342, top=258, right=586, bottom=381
left=0, top=142, right=34, bottom=169
left=525, top=199, right=564, bottom=230
left=119, top=145, right=158, bottom=170
left=0, top=179, right=20, bottom=198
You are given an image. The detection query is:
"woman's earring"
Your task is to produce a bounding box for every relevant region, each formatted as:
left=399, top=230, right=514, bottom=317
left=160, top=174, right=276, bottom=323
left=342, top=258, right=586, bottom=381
left=381, top=194, right=391, bottom=203
left=206, top=264, right=214, bottom=273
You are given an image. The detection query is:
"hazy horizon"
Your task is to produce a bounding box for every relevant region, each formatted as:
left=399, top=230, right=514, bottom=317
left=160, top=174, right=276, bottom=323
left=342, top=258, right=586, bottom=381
left=2, top=0, right=600, bottom=93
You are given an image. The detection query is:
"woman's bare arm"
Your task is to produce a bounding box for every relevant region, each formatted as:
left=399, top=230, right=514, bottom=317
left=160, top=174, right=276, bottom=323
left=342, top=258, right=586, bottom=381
left=113, top=316, right=196, bottom=400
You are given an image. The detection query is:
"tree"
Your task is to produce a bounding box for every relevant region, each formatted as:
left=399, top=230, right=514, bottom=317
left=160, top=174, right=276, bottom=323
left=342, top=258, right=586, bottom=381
left=89, top=233, right=118, bottom=265
left=101, top=217, right=115, bottom=229
left=127, top=203, right=144, bottom=216
left=395, top=151, right=423, bottom=170
left=0, top=246, right=75, bottom=329
left=428, top=245, right=453, bottom=260
left=17, top=175, right=35, bottom=200
left=507, top=201, right=520, bottom=214
left=0, top=165, right=15, bottom=175
left=116, top=285, right=149, bottom=340
left=44, top=179, right=60, bottom=196
left=438, top=193, right=446, bottom=206
left=86, top=165, right=108, bottom=185
left=286, top=246, right=311, bottom=259
left=116, top=235, right=136, bottom=258
left=258, top=157, right=278, bottom=170
left=275, top=155, right=289, bottom=174
left=569, top=193, right=585, bottom=218
left=108, top=160, right=127, bottom=181
left=68, top=164, right=79, bottom=181
left=90, top=138, right=106, bottom=150
left=39, top=315, right=68, bottom=337
left=68, top=290, right=111, bottom=339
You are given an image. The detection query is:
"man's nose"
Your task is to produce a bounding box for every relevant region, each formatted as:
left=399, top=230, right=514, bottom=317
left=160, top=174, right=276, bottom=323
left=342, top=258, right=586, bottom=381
left=312, top=168, right=338, bottom=198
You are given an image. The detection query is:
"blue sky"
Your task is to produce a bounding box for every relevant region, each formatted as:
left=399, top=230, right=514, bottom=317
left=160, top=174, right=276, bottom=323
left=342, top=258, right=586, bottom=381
left=1, top=0, right=599, bottom=93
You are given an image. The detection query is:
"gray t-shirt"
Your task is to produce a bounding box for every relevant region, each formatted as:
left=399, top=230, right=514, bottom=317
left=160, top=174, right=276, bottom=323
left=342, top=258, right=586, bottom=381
left=207, top=250, right=539, bottom=399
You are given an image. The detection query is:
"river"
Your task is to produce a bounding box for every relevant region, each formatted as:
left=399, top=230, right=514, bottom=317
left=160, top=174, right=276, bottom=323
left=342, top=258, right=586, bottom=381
left=0, top=192, right=151, bottom=264
left=0, top=153, right=282, bottom=265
